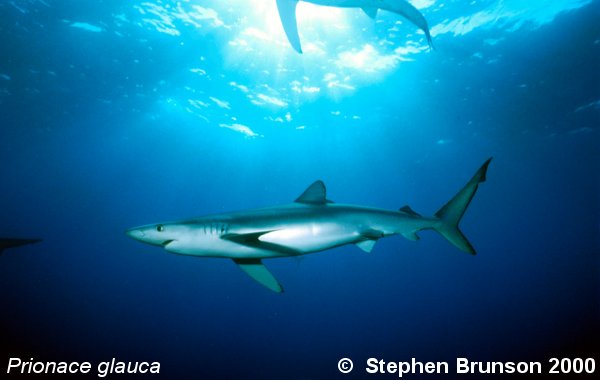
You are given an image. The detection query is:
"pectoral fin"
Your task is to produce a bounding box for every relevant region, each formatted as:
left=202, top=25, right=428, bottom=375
left=276, top=0, right=302, bottom=53
left=222, top=231, right=300, bottom=255
left=233, top=259, right=284, bottom=293
left=222, top=231, right=273, bottom=245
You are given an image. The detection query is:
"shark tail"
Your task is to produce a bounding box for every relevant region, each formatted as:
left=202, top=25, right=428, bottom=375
left=433, top=158, right=492, bottom=254
left=381, top=0, right=434, bottom=49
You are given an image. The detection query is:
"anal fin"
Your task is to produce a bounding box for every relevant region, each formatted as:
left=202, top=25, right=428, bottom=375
left=401, top=231, right=420, bottom=241
left=356, top=240, right=377, bottom=253
left=362, top=7, right=378, bottom=19
left=233, top=259, right=284, bottom=293
left=356, top=229, right=384, bottom=253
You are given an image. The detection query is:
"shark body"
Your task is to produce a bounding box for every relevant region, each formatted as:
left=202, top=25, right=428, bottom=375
left=0, top=238, right=42, bottom=255
left=127, top=159, right=491, bottom=292
left=276, top=0, right=433, bottom=53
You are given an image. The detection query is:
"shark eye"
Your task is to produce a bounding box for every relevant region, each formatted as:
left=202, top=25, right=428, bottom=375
left=156, top=225, right=165, bottom=232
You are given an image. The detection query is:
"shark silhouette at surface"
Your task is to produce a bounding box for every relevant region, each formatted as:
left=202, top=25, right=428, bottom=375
left=276, top=0, right=434, bottom=53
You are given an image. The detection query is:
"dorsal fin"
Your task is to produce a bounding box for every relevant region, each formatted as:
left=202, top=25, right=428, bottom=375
left=399, top=205, right=421, bottom=217
left=295, top=180, right=330, bottom=205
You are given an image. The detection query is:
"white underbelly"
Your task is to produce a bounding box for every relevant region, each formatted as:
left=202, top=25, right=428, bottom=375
left=258, top=223, right=356, bottom=253
left=164, top=236, right=284, bottom=259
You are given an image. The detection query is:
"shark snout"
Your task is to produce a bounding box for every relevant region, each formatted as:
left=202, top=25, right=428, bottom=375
left=125, top=226, right=173, bottom=247
left=125, top=228, right=145, bottom=241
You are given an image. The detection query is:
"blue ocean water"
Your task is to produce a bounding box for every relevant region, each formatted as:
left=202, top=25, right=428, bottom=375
left=0, top=0, right=598, bottom=379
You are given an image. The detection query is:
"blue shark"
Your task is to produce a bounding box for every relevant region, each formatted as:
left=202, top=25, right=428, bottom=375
left=276, top=0, right=434, bottom=53
left=126, top=159, right=491, bottom=292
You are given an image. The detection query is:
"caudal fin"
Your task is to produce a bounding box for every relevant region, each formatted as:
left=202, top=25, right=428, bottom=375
left=381, top=0, right=434, bottom=49
left=434, top=158, right=492, bottom=254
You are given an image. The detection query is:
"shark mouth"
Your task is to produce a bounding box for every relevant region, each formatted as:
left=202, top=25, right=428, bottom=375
left=161, top=240, right=174, bottom=248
